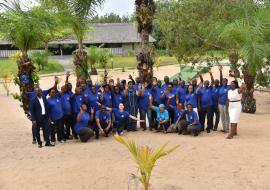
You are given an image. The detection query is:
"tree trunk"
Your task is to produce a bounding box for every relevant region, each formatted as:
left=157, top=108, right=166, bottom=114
left=73, top=48, right=89, bottom=82
left=241, top=69, right=256, bottom=113
left=17, top=52, right=36, bottom=117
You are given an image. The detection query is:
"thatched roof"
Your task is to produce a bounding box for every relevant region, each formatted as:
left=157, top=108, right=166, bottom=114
left=0, top=23, right=155, bottom=45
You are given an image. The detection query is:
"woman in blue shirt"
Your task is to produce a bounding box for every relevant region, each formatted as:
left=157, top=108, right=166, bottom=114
left=185, top=85, right=199, bottom=116
left=107, top=103, right=143, bottom=135
left=47, top=89, right=65, bottom=143
left=75, top=104, right=94, bottom=142
left=180, top=104, right=201, bottom=136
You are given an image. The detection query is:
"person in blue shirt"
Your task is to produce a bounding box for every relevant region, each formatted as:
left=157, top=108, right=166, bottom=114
left=112, top=86, right=124, bottom=108
left=162, top=76, right=170, bottom=90
left=47, top=89, right=65, bottom=143
left=107, top=103, right=143, bottom=135
left=209, top=69, right=220, bottom=131
left=71, top=87, right=86, bottom=139
left=172, top=78, right=179, bottom=93
left=185, top=85, right=199, bottom=116
left=75, top=104, right=94, bottom=142
left=123, top=81, right=140, bottom=131
left=161, top=83, right=176, bottom=125
left=138, top=82, right=153, bottom=130
left=149, top=103, right=170, bottom=133
left=180, top=104, right=201, bottom=136
left=166, top=103, right=186, bottom=133
left=218, top=66, right=231, bottom=133
left=151, top=80, right=164, bottom=106
left=95, top=105, right=112, bottom=139
left=100, top=84, right=112, bottom=108
left=197, top=80, right=214, bottom=133
left=59, top=85, right=73, bottom=140
left=86, top=86, right=101, bottom=113
left=176, top=80, right=188, bottom=105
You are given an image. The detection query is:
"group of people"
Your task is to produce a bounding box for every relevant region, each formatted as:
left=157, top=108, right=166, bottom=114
left=29, top=66, right=246, bottom=148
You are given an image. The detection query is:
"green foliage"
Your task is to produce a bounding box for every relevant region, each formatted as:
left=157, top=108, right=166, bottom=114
left=114, top=135, right=179, bottom=190
left=87, top=46, right=100, bottom=68
left=98, top=48, right=112, bottom=69
left=1, top=71, right=13, bottom=96
left=91, top=13, right=131, bottom=23
left=29, top=52, right=48, bottom=71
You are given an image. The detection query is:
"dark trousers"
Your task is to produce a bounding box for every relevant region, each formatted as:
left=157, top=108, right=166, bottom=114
left=168, top=108, right=174, bottom=125
left=34, top=116, right=50, bottom=145
left=72, top=114, right=79, bottom=137
left=50, top=118, right=65, bottom=142
left=212, top=105, right=220, bottom=129
left=63, top=115, right=73, bottom=138
left=154, top=120, right=170, bottom=131
left=114, top=121, right=127, bottom=134
left=199, top=106, right=213, bottom=130
left=127, top=110, right=138, bottom=131
left=179, top=120, right=200, bottom=136
left=139, top=108, right=152, bottom=129
left=78, top=127, right=94, bottom=142
left=93, top=123, right=112, bottom=138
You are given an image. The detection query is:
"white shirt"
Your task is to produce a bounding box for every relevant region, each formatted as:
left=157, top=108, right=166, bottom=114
left=37, top=97, right=46, bottom=115
left=228, top=89, right=242, bottom=102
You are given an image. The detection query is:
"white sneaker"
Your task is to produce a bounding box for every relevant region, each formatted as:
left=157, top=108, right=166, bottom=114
left=60, top=140, right=65, bottom=143
left=120, top=132, right=124, bottom=136
left=51, top=142, right=55, bottom=146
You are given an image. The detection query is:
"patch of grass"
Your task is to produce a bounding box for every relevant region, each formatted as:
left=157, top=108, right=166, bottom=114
left=0, top=59, right=64, bottom=77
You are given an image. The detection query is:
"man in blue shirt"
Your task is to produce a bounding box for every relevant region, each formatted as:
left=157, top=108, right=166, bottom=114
left=100, top=84, right=112, bottom=108
left=166, top=103, right=186, bottom=133
left=162, top=76, right=170, bottom=90
left=86, top=86, right=101, bottom=113
left=149, top=103, right=170, bottom=133
left=197, top=80, right=213, bottom=133
left=95, top=105, right=112, bottom=139
left=176, top=80, right=187, bottom=105
left=47, top=89, right=65, bottom=143
left=161, top=83, right=176, bottom=124
left=210, top=70, right=220, bottom=131
left=218, top=66, right=231, bottom=132
left=112, top=86, right=124, bottom=108
left=180, top=104, right=201, bottom=136
left=138, top=83, right=153, bottom=130
left=185, top=85, right=199, bottom=115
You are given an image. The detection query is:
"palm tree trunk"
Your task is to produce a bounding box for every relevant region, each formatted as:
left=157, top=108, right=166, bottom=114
left=17, top=52, right=36, bottom=116
left=242, top=69, right=256, bottom=113
left=73, top=37, right=89, bottom=81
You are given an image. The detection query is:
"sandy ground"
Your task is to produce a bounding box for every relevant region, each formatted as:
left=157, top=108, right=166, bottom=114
left=0, top=65, right=270, bottom=190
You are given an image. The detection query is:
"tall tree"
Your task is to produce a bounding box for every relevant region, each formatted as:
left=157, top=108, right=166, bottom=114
left=0, top=0, right=59, bottom=116
left=43, top=0, right=104, bottom=81
left=135, top=0, right=156, bottom=83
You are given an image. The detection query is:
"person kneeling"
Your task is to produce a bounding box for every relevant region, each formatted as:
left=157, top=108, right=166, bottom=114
left=75, top=104, right=94, bottom=143
left=179, top=104, right=202, bottom=136
left=150, top=104, right=170, bottom=133
left=95, top=105, right=112, bottom=138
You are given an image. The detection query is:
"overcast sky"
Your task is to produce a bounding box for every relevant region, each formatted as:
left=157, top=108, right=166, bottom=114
left=97, top=0, right=134, bottom=16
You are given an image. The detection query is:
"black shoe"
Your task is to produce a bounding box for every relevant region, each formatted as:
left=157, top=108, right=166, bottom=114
left=178, top=130, right=183, bottom=135
left=95, top=135, right=99, bottom=139
left=45, top=143, right=55, bottom=147
left=142, top=128, right=146, bottom=131
left=38, top=143, right=42, bottom=148
left=73, top=135, right=79, bottom=140
left=213, top=128, right=217, bottom=131
left=32, top=140, right=37, bottom=144
left=206, top=129, right=211, bottom=133
left=194, top=132, right=199, bottom=136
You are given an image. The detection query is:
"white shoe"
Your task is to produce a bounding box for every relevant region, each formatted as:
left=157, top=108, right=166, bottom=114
left=51, top=142, right=55, bottom=146
left=60, top=140, right=65, bottom=143
left=120, top=132, right=124, bottom=136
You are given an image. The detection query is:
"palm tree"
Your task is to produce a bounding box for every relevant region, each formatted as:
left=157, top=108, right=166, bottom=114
left=219, top=3, right=270, bottom=113
left=114, top=135, right=179, bottom=190
left=45, top=0, right=104, bottom=81
left=0, top=0, right=56, bottom=115
left=135, top=0, right=156, bottom=83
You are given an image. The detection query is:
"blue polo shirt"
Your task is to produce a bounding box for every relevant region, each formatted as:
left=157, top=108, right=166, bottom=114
left=165, top=92, right=176, bottom=109
left=154, top=107, right=169, bottom=122
left=112, top=108, right=130, bottom=123
left=187, top=111, right=202, bottom=129
left=151, top=86, right=164, bottom=105
left=162, top=83, right=169, bottom=90
left=103, top=91, right=112, bottom=107
left=112, top=93, right=123, bottom=108
left=176, top=86, right=187, bottom=104
left=75, top=112, right=89, bottom=133
left=95, top=110, right=111, bottom=127
left=138, top=89, right=151, bottom=111
left=211, top=86, right=219, bottom=106
left=198, top=87, right=213, bottom=108
left=71, top=94, right=84, bottom=114
left=185, top=93, right=198, bottom=108
left=173, top=107, right=186, bottom=123
left=87, top=93, right=100, bottom=113
left=60, top=93, right=72, bottom=115
left=47, top=97, right=63, bottom=121
left=219, top=85, right=231, bottom=105
left=83, top=87, right=92, bottom=96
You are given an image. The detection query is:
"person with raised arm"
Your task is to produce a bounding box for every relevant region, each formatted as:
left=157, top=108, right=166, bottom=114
left=161, top=83, right=176, bottom=125
left=226, top=81, right=246, bottom=139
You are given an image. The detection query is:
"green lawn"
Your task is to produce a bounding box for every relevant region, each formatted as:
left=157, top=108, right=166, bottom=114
left=97, top=56, right=178, bottom=69
left=0, top=59, right=64, bottom=78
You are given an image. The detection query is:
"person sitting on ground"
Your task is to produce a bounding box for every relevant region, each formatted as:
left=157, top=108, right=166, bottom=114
left=179, top=104, right=202, bottom=136
left=167, top=103, right=186, bottom=133
left=106, top=103, right=144, bottom=136
left=149, top=101, right=170, bottom=133
left=75, top=104, right=94, bottom=143
left=95, top=105, right=112, bottom=139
